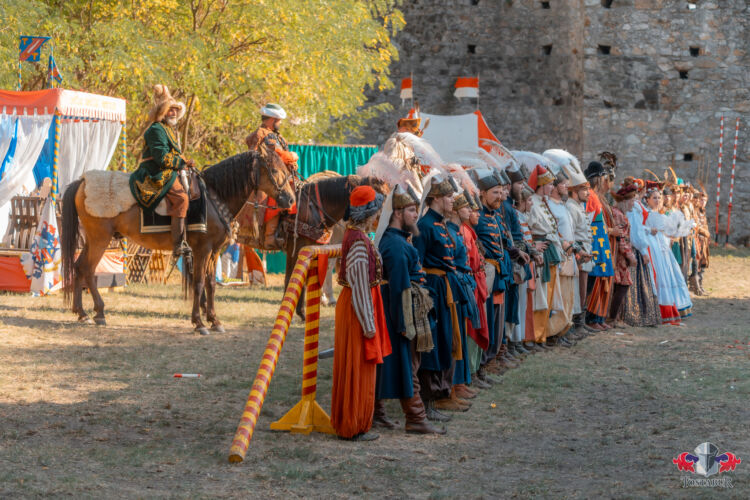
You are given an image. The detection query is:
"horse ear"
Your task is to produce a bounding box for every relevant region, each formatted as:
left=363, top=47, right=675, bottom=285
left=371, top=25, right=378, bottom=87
left=257, top=142, right=269, bottom=160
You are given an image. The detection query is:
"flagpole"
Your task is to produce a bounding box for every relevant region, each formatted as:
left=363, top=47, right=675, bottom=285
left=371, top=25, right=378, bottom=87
left=476, top=72, right=480, bottom=111
left=17, top=33, right=21, bottom=91
left=49, top=44, right=54, bottom=89
left=410, top=71, right=414, bottom=109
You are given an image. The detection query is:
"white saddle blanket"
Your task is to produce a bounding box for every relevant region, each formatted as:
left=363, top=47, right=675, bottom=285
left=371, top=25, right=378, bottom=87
left=82, top=170, right=168, bottom=218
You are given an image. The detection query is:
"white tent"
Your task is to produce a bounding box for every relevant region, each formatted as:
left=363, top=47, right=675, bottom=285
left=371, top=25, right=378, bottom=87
left=420, top=110, right=502, bottom=164
left=0, top=88, right=126, bottom=238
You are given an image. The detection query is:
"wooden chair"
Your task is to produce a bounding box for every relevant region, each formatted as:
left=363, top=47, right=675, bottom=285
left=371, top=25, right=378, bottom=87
left=1, top=196, right=46, bottom=250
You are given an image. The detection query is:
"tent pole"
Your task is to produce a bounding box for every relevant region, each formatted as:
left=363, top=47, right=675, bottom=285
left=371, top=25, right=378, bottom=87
left=119, top=123, right=129, bottom=282
left=51, top=112, right=61, bottom=202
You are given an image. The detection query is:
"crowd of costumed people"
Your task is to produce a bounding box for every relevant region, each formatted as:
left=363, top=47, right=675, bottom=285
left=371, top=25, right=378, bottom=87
left=327, top=109, right=711, bottom=441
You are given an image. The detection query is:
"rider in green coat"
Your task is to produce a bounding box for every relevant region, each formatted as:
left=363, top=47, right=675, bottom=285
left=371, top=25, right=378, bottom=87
left=129, top=84, right=193, bottom=256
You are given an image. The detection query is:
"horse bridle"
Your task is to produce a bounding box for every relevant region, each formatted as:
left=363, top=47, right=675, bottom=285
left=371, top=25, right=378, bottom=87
left=254, top=153, right=295, bottom=202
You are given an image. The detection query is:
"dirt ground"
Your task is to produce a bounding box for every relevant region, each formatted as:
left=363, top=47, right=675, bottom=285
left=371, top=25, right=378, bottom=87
left=1, top=249, right=749, bottom=498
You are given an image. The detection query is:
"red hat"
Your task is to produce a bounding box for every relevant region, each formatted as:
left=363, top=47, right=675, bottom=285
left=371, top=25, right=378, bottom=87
left=527, top=164, right=554, bottom=191
left=350, top=185, right=376, bottom=206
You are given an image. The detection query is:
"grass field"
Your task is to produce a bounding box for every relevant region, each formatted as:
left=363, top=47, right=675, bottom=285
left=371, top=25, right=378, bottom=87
left=1, top=249, right=749, bottom=498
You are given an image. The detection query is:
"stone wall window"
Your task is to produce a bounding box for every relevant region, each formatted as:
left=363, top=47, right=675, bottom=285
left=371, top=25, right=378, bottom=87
left=690, top=46, right=700, bottom=57
left=598, top=45, right=611, bottom=55
left=471, top=0, right=480, bottom=5
left=541, top=1, right=551, bottom=8
left=542, top=44, right=553, bottom=55
left=683, top=153, right=694, bottom=161
left=679, top=70, right=689, bottom=79
left=687, top=1, right=697, bottom=10
left=601, top=0, right=614, bottom=7
left=467, top=44, right=477, bottom=54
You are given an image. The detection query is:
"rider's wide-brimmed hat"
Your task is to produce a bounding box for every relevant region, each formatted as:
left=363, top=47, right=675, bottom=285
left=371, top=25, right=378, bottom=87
left=148, top=84, right=186, bottom=123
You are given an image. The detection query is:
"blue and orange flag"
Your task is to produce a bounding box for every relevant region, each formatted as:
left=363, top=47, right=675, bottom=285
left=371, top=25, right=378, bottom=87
left=48, top=55, right=63, bottom=84
left=19, top=36, right=51, bottom=62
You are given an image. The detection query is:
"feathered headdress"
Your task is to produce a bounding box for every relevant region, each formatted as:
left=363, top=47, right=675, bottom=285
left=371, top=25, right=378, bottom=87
left=599, top=151, right=618, bottom=171
left=446, top=163, right=479, bottom=198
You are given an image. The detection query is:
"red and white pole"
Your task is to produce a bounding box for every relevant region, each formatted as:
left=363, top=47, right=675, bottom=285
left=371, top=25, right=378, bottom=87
left=714, top=116, right=724, bottom=241
left=725, top=117, right=740, bottom=245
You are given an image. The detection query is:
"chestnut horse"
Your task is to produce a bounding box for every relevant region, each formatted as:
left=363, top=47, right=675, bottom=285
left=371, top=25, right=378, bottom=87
left=61, top=148, right=295, bottom=334
left=281, top=174, right=388, bottom=319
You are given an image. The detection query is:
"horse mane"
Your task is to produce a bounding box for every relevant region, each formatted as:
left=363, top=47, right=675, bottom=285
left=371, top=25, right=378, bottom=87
left=308, top=174, right=353, bottom=207
left=202, top=151, right=259, bottom=203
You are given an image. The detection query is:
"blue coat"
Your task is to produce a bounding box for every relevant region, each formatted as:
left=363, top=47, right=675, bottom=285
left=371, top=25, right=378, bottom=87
left=414, top=209, right=458, bottom=371
left=375, top=227, right=425, bottom=399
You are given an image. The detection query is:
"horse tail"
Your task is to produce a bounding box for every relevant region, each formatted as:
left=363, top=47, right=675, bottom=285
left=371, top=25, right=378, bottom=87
left=61, top=179, right=83, bottom=306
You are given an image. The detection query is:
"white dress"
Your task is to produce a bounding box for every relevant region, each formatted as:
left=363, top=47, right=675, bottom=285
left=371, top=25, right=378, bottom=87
left=642, top=206, right=693, bottom=321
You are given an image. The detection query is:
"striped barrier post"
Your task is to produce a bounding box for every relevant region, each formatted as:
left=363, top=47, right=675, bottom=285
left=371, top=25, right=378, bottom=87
left=714, top=115, right=724, bottom=242
left=269, top=247, right=342, bottom=437
left=228, top=244, right=341, bottom=463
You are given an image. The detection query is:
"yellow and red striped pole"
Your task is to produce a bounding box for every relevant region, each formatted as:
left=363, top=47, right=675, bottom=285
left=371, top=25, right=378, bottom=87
left=228, top=245, right=341, bottom=463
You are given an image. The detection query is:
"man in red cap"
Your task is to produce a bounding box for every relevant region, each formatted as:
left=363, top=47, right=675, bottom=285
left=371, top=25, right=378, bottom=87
left=330, top=186, right=391, bottom=441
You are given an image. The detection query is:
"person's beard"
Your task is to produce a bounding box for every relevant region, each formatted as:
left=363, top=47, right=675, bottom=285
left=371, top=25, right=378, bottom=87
left=164, top=117, right=178, bottom=127
left=405, top=222, right=420, bottom=237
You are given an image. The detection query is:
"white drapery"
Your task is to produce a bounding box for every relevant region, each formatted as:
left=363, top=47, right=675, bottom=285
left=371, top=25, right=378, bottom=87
left=56, top=118, right=122, bottom=197
left=0, top=115, right=16, bottom=170
left=0, top=114, right=55, bottom=240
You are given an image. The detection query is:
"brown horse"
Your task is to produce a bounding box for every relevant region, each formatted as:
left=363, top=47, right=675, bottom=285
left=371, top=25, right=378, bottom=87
left=281, top=174, right=388, bottom=319
left=61, top=148, right=295, bottom=334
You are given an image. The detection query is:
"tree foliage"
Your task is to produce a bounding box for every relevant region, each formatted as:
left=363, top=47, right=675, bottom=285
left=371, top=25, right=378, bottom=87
left=0, top=0, right=404, bottom=167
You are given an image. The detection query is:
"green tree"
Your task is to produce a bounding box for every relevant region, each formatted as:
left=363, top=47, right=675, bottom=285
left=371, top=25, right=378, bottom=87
left=0, top=0, right=404, bottom=168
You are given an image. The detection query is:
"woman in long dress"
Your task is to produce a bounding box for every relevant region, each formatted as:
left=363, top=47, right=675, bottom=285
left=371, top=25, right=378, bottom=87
left=640, top=187, right=693, bottom=325
left=621, top=180, right=661, bottom=327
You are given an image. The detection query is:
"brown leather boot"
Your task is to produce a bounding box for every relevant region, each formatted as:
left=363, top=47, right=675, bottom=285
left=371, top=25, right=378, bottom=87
left=434, top=396, right=469, bottom=412
left=450, top=387, right=472, bottom=408
left=372, top=399, right=398, bottom=429
left=453, top=384, right=477, bottom=400
left=400, top=396, right=446, bottom=434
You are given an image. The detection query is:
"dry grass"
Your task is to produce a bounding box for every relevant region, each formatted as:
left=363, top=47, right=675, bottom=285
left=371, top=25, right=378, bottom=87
left=1, top=249, right=749, bottom=498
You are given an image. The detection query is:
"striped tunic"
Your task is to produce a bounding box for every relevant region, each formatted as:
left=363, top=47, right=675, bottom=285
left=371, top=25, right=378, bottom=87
left=345, top=241, right=377, bottom=334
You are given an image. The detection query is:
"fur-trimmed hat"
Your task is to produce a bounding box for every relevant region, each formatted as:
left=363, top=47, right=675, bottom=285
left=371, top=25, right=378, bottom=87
left=392, top=184, right=420, bottom=210
left=427, top=175, right=458, bottom=199
left=453, top=192, right=471, bottom=210
left=611, top=177, right=639, bottom=201
left=148, top=84, right=186, bottom=123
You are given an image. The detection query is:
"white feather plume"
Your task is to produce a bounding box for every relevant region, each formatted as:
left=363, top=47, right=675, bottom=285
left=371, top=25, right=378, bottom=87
left=446, top=163, right=479, bottom=197
left=396, top=132, right=446, bottom=173
left=357, top=152, right=405, bottom=187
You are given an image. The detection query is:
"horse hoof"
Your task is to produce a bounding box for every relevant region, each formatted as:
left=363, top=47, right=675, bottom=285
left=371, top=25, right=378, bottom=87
left=79, top=317, right=94, bottom=325
left=196, top=327, right=211, bottom=336
left=94, top=318, right=106, bottom=326
left=211, top=324, right=225, bottom=334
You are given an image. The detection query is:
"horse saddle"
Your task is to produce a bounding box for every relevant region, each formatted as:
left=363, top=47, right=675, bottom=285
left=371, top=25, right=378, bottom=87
left=140, top=173, right=207, bottom=234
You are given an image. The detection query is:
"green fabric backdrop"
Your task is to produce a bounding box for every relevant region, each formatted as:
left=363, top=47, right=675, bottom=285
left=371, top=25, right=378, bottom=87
left=262, top=143, right=378, bottom=274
